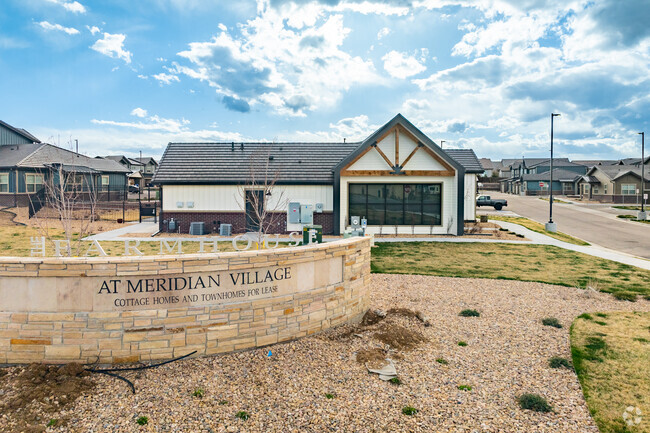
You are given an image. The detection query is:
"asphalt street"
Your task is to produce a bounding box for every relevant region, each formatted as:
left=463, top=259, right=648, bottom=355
left=480, top=192, right=650, bottom=259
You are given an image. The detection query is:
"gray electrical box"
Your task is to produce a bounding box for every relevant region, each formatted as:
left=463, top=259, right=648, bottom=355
left=300, top=204, right=314, bottom=224
left=288, top=202, right=301, bottom=224
left=315, top=203, right=323, bottom=213
left=350, top=216, right=361, bottom=229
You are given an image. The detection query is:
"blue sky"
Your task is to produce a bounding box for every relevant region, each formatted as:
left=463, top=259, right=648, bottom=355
left=1, top=0, right=649, bottom=161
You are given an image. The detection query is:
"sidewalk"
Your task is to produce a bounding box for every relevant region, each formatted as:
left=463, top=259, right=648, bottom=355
left=85, top=221, right=158, bottom=241
left=492, top=220, right=650, bottom=270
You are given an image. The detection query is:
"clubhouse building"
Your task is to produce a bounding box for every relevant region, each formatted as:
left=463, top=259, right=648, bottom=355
left=153, top=114, right=483, bottom=236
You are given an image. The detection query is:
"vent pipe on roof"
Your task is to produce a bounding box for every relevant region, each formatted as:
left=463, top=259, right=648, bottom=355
left=240, top=143, right=244, bottom=151
left=231, top=142, right=234, bottom=151
left=344, top=138, right=346, bottom=143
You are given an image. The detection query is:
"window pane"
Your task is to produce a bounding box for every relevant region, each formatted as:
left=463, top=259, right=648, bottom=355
left=349, top=184, right=366, bottom=204
left=385, top=184, right=403, bottom=225
left=0, top=174, right=8, bottom=183
left=404, top=184, right=422, bottom=225
left=26, top=175, right=34, bottom=183
left=366, top=184, right=385, bottom=225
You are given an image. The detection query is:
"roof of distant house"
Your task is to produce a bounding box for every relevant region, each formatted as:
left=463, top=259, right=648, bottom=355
left=587, top=165, right=650, bottom=181
left=526, top=159, right=582, bottom=168
left=0, top=119, right=41, bottom=144
left=134, top=157, right=158, bottom=165
left=521, top=168, right=583, bottom=182
left=572, top=160, right=619, bottom=166
left=0, top=143, right=130, bottom=173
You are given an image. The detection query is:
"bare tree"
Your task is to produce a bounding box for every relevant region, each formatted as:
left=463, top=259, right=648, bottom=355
left=29, top=164, right=98, bottom=256
left=237, top=146, right=288, bottom=248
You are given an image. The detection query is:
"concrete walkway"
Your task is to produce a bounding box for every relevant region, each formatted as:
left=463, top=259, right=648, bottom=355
left=491, top=220, right=650, bottom=270
left=85, top=221, right=158, bottom=240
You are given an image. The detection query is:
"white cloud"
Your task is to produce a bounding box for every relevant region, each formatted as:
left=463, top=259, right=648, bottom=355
left=130, top=108, right=148, bottom=118
left=218, top=23, right=227, bottom=31
left=382, top=50, right=426, bottom=79
left=44, top=0, right=86, bottom=14
left=86, top=25, right=100, bottom=35
left=377, top=27, right=390, bottom=40
left=91, top=33, right=132, bottom=64
left=92, top=115, right=190, bottom=133
left=172, top=5, right=382, bottom=116
left=38, top=21, right=79, bottom=35
left=153, top=72, right=180, bottom=85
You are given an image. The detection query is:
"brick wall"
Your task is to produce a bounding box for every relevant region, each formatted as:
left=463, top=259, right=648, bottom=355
left=0, top=237, right=371, bottom=364
left=161, top=211, right=335, bottom=235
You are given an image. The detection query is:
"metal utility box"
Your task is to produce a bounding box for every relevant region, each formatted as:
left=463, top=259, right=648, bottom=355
left=315, top=203, right=324, bottom=213
left=350, top=215, right=361, bottom=229
left=300, top=204, right=314, bottom=224
left=219, top=223, right=232, bottom=236
left=302, top=225, right=322, bottom=244
left=168, top=219, right=177, bottom=231
left=288, top=202, right=301, bottom=224
left=189, top=222, right=205, bottom=235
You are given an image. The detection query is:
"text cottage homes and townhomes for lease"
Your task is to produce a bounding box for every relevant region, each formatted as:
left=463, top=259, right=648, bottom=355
left=153, top=114, right=484, bottom=236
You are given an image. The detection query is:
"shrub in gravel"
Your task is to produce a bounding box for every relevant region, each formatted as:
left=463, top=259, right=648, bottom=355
left=136, top=416, right=149, bottom=425
left=542, top=317, right=562, bottom=328
left=457, top=385, right=472, bottom=391
left=549, top=357, right=572, bottom=369
left=435, top=358, right=449, bottom=365
left=402, top=406, right=418, bottom=416
left=577, top=313, right=592, bottom=320
left=325, top=393, right=335, bottom=399
left=192, top=388, right=205, bottom=398
left=517, top=394, right=553, bottom=413
left=613, top=292, right=637, bottom=302
left=47, top=419, right=58, bottom=427
left=235, top=411, right=250, bottom=421
left=595, top=313, right=607, bottom=318
left=219, top=400, right=229, bottom=405
left=459, top=309, right=480, bottom=317
left=457, top=341, right=468, bottom=346
left=389, top=377, right=402, bottom=385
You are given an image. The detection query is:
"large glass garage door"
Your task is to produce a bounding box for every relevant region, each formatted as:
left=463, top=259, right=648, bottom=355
left=348, top=183, right=442, bottom=226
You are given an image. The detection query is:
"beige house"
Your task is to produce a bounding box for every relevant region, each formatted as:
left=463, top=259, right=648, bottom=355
left=578, top=165, right=649, bottom=204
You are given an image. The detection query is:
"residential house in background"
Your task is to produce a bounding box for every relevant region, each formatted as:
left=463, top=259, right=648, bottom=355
left=102, top=155, right=159, bottom=186
left=577, top=163, right=650, bottom=203
left=499, top=158, right=587, bottom=195
left=0, top=120, right=130, bottom=207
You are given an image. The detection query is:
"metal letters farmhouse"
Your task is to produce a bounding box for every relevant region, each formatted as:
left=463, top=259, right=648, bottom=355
left=29, top=233, right=306, bottom=257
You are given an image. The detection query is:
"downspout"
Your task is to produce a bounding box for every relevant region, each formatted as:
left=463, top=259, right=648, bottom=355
left=333, top=172, right=340, bottom=235
left=456, top=167, right=465, bottom=236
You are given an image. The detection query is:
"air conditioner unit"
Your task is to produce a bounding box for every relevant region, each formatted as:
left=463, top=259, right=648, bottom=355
left=189, top=222, right=205, bottom=235
left=219, top=223, right=232, bottom=236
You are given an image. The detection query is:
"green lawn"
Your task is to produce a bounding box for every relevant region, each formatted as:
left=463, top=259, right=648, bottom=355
left=371, top=242, right=650, bottom=299
left=490, top=215, right=590, bottom=246
left=571, top=312, right=650, bottom=433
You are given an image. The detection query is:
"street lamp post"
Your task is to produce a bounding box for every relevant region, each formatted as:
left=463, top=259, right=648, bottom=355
left=545, top=113, right=561, bottom=233
left=639, top=132, right=647, bottom=220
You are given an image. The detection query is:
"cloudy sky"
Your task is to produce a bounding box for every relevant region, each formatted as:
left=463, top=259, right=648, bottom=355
left=1, top=0, right=649, bottom=160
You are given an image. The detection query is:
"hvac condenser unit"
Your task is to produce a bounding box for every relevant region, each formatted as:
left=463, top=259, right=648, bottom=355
left=219, top=224, right=232, bottom=236
left=189, top=222, right=205, bottom=235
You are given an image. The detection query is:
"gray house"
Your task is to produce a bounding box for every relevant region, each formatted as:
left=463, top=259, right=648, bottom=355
left=0, top=120, right=130, bottom=207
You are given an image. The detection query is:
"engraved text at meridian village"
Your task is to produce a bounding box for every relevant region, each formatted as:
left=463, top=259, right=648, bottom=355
left=98, top=267, right=292, bottom=309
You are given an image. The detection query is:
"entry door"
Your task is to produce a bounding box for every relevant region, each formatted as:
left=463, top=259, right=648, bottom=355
left=245, top=190, right=265, bottom=232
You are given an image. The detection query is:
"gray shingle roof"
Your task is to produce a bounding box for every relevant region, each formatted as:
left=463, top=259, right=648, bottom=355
left=444, top=149, right=484, bottom=173
left=522, top=168, right=582, bottom=182
left=153, top=141, right=484, bottom=184
left=153, top=142, right=361, bottom=184
left=4, top=144, right=130, bottom=173
left=589, top=165, right=650, bottom=181
left=0, top=143, right=44, bottom=168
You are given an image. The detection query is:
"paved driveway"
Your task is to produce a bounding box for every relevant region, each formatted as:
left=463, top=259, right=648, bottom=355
left=480, top=193, right=650, bottom=259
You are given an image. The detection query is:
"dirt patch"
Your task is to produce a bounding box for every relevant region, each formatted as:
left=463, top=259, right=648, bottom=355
left=355, top=348, right=387, bottom=365
left=0, top=209, right=22, bottom=226
left=387, top=307, right=419, bottom=319
left=0, top=363, right=94, bottom=432
left=361, top=309, right=386, bottom=326
left=374, top=323, right=427, bottom=351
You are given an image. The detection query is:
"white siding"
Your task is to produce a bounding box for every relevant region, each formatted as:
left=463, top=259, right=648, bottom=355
left=163, top=184, right=333, bottom=212
left=464, top=173, right=477, bottom=221
left=347, top=147, right=390, bottom=170
left=339, top=175, right=459, bottom=235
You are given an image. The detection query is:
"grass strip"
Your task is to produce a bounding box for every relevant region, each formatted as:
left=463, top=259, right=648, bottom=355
left=490, top=215, right=590, bottom=245
left=371, top=242, right=650, bottom=297
left=571, top=312, right=650, bottom=433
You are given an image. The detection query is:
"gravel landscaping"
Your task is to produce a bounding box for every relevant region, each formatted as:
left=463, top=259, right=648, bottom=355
left=2, top=274, right=649, bottom=433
